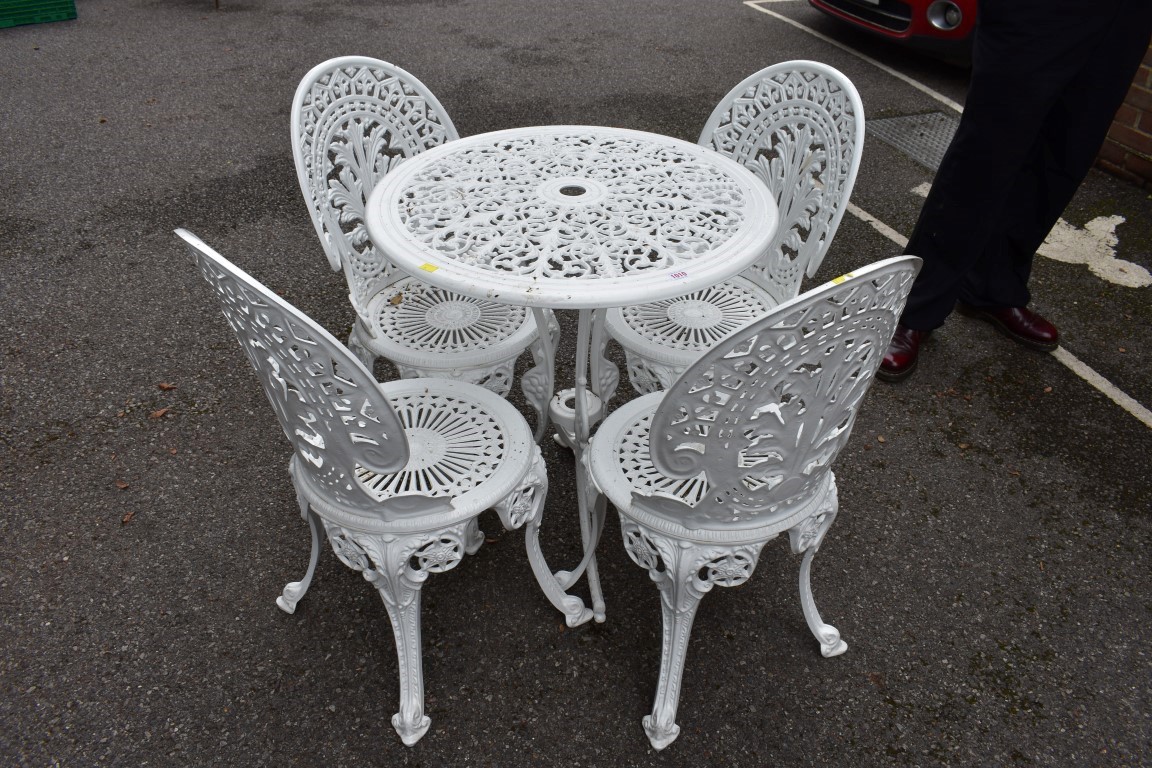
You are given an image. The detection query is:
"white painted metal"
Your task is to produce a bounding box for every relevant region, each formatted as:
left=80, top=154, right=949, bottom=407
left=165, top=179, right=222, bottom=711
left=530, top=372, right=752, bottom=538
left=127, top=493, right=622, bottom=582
left=605, top=61, right=865, bottom=394
left=363, top=127, right=777, bottom=619
left=587, top=256, right=921, bottom=749
left=365, top=126, right=777, bottom=309
left=177, top=229, right=590, bottom=747
left=291, top=56, right=550, bottom=398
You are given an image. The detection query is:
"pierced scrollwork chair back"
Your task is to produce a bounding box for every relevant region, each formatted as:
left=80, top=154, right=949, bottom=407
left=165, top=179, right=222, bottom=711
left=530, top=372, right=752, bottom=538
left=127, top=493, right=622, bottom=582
left=291, top=56, right=549, bottom=399
left=178, top=228, right=588, bottom=747
left=183, top=231, right=418, bottom=515
left=605, top=61, right=865, bottom=395
left=588, top=255, right=921, bottom=750
left=700, top=59, right=864, bottom=301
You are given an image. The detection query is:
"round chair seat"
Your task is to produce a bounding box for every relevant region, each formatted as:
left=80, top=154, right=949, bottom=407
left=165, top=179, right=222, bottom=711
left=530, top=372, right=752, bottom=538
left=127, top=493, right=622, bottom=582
left=297, top=377, right=538, bottom=534
left=362, top=276, right=542, bottom=370
left=604, top=274, right=778, bottom=393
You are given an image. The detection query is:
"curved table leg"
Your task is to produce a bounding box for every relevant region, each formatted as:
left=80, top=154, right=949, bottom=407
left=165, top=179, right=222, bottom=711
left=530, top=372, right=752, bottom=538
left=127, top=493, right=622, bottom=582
left=522, top=307, right=557, bottom=444
left=526, top=308, right=613, bottom=623
left=569, top=309, right=607, bottom=621
left=590, top=306, right=620, bottom=409
left=495, top=445, right=595, bottom=627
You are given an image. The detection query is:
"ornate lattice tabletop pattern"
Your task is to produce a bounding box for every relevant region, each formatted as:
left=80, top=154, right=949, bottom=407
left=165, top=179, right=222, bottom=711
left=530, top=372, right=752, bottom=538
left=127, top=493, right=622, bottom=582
left=366, top=126, right=777, bottom=309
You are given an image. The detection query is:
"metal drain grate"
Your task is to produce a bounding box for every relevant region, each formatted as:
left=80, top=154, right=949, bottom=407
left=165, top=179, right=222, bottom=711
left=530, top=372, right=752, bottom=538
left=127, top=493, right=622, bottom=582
left=868, top=112, right=959, bottom=171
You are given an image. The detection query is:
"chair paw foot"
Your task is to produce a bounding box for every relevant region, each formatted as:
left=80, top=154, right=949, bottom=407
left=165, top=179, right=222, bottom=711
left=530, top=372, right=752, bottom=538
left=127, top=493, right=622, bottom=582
left=276, top=582, right=306, bottom=614
left=393, top=713, right=432, bottom=746
left=818, top=625, right=847, bottom=657
left=643, top=715, right=680, bottom=750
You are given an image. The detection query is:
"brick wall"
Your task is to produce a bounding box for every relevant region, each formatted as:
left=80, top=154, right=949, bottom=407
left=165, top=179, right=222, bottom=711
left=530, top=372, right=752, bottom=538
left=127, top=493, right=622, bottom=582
left=1097, top=43, right=1152, bottom=187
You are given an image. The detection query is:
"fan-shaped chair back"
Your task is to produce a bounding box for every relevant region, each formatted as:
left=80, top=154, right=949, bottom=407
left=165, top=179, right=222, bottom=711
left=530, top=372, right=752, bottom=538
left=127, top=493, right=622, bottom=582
left=177, top=228, right=454, bottom=519
left=700, top=61, right=864, bottom=304
left=634, top=255, right=920, bottom=532
left=291, top=56, right=459, bottom=311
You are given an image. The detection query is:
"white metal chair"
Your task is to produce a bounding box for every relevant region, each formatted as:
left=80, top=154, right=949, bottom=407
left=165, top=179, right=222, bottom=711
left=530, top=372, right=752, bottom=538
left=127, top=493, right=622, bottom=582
left=177, top=229, right=589, bottom=747
left=588, top=255, right=921, bottom=749
left=604, top=61, right=865, bottom=394
left=291, top=56, right=553, bottom=405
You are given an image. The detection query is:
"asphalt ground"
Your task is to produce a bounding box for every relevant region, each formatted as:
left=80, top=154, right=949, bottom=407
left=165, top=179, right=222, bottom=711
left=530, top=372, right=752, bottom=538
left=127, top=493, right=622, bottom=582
left=1, top=1, right=1150, bottom=765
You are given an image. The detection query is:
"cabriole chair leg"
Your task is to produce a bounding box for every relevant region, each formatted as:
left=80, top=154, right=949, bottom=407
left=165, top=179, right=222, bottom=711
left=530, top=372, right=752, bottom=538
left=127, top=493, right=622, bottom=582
left=322, top=522, right=474, bottom=746
left=789, top=497, right=848, bottom=658
left=621, top=520, right=763, bottom=750
left=276, top=495, right=322, bottom=614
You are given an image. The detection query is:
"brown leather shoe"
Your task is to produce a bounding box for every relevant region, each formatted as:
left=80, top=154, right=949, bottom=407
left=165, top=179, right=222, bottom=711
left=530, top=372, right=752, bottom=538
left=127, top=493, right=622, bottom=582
left=955, top=303, right=1059, bottom=351
left=877, top=324, right=929, bottom=383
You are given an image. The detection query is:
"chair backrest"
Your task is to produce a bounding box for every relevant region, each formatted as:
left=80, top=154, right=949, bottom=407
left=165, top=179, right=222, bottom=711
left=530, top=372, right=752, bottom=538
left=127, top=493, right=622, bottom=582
left=633, top=255, right=920, bottom=532
left=177, top=228, right=453, bottom=518
left=699, top=61, right=864, bottom=305
left=291, top=56, right=459, bottom=316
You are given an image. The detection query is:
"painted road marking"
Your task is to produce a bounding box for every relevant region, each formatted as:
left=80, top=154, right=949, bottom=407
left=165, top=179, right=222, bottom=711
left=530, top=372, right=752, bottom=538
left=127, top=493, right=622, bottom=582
left=745, top=0, right=1151, bottom=428
left=743, top=0, right=965, bottom=113
left=1040, top=216, right=1152, bottom=288
left=911, top=183, right=1152, bottom=288
left=1052, top=348, right=1152, bottom=428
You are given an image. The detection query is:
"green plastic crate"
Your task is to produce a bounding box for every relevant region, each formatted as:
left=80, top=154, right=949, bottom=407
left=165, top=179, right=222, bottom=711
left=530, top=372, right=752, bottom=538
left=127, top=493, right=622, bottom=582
left=0, top=0, right=77, bottom=29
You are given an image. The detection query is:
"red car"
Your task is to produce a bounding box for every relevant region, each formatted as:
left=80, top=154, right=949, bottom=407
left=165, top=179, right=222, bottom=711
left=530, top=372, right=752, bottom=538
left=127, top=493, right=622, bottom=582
left=808, top=0, right=976, bottom=62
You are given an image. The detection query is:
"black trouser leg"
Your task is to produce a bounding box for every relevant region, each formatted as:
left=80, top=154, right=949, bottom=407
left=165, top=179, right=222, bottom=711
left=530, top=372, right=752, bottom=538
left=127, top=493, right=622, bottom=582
left=899, top=0, right=1151, bottom=330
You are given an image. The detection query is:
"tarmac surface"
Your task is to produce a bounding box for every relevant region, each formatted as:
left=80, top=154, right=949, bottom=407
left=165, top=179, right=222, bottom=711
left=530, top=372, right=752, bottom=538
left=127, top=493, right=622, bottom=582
left=1, top=1, right=1150, bottom=765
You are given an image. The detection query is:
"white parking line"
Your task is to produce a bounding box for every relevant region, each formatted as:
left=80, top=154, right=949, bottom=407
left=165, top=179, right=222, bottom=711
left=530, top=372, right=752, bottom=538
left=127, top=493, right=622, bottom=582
left=847, top=202, right=907, bottom=248
left=745, top=0, right=1152, bottom=428
left=1051, top=349, right=1152, bottom=428
left=743, top=0, right=964, bottom=113
left=851, top=200, right=1152, bottom=430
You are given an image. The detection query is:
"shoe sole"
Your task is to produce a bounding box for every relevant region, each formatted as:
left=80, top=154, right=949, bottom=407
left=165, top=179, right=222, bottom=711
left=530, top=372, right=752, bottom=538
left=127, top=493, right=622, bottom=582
left=876, top=356, right=918, bottom=383
left=955, top=304, right=1059, bottom=352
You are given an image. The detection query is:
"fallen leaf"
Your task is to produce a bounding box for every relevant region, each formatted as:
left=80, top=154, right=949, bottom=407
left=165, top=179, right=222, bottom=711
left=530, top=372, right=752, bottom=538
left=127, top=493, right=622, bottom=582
left=116, top=411, right=126, bottom=418
left=390, top=294, right=404, bottom=305
left=1118, top=347, right=1126, bottom=353
left=876, top=435, right=886, bottom=443
left=1043, top=386, right=1053, bottom=393
left=116, top=480, right=129, bottom=490
left=158, top=382, right=178, bottom=391
left=168, top=447, right=178, bottom=455
left=148, top=407, right=171, bottom=419
left=958, top=443, right=970, bottom=450
left=122, top=511, right=135, bottom=524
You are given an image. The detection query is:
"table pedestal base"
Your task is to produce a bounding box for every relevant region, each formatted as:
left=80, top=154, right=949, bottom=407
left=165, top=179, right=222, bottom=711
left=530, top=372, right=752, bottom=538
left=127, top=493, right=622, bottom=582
left=548, top=387, right=605, bottom=449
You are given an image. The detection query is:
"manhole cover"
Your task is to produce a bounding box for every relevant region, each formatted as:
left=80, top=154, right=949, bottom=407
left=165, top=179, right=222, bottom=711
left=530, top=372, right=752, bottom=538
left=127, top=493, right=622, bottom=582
left=868, top=112, right=959, bottom=171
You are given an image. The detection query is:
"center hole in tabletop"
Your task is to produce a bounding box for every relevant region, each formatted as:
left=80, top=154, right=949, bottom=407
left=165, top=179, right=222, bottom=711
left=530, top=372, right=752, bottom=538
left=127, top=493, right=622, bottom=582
left=559, top=185, right=587, bottom=197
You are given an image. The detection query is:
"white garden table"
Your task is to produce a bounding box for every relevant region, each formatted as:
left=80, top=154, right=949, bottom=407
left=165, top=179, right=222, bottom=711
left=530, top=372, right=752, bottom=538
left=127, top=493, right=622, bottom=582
left=365, top=125, right=777, bottom=623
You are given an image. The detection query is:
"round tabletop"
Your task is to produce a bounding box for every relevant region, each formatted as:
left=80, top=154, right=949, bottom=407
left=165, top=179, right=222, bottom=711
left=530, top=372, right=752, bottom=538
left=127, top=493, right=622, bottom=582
left=365, top=126, right=777, bottom=309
